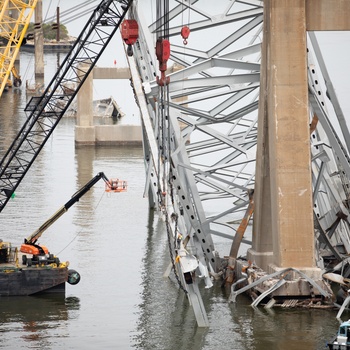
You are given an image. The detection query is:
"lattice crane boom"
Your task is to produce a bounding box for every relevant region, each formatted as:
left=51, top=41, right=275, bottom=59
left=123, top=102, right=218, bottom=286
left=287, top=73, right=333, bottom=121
left=0, top=0, right=133, bottom=212
left=0, top=0, right=38, bottom=97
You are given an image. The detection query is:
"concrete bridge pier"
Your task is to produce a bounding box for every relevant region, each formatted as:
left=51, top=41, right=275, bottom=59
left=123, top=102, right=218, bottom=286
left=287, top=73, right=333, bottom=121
left=245, top=0, right=350, bottom=300
left=75, top=63, right=95, bottom=144
left=74, top=65, right=142, bottom=146
left=248, top=0, right=315, bottom=274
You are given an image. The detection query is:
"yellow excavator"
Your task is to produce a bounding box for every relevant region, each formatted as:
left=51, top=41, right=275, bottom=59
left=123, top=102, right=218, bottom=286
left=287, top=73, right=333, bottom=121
left=0, top=0, right=38, bottom=97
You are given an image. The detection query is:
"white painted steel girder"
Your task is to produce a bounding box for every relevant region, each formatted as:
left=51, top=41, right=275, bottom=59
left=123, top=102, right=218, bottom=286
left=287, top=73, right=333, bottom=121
left=128, top=0, right=350, bottom=326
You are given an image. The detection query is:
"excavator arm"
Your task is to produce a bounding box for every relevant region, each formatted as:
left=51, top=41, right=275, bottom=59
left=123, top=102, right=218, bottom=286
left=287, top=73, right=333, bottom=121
left=22, top=172, right=127, bottom=250
left=0, top=0, right=133, bottom=213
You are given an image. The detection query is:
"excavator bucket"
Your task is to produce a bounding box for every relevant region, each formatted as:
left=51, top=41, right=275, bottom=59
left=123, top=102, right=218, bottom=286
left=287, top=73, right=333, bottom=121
left=105, top=179, right=127, bottom=193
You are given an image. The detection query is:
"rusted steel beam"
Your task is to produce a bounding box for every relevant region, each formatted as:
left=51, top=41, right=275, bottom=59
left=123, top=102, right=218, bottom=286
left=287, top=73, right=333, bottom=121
left=229, top=189, right=254, bottom=259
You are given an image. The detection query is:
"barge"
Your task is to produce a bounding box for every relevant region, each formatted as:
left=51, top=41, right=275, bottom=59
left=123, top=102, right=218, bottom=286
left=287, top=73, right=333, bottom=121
left=0, top=244, right=77, bottom=296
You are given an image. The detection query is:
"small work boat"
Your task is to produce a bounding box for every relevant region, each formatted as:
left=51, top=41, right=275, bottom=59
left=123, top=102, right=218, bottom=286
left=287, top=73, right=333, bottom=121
left=327, top=320, right=350, bottom=349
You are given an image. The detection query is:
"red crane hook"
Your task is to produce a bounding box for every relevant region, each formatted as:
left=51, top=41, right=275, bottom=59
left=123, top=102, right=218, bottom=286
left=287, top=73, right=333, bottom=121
left=181, top=26, right=190, bottom=45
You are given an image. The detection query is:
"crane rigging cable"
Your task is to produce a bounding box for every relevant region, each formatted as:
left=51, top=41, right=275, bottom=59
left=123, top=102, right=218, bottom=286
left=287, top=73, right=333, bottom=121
left=56, top=190, right=105, bottom=256
left=43, top=3, right=98, bottom=25
left=154, top=0, right=188, bottom=293
left=155, top=0, right=169, bottom=40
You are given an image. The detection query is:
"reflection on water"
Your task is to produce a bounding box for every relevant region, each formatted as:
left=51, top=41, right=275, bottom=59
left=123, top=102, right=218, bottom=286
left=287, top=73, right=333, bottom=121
left=132, top=209, right=201, bottom=349
left=0, top=295, right=80, bottom=348
left=0, top=89, right=27, bottom=153
left=0, top=295, right=80, bottom=322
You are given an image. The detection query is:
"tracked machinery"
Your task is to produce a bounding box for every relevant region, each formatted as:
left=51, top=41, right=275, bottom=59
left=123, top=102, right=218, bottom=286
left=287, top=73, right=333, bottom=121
left=0, top=0, right=38, bottom=97
left=0, top=0, right=133, bottom=296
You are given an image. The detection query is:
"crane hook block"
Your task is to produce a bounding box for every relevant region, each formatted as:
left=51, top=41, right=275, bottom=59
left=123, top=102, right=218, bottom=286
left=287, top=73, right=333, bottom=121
left=105, top=179, right=128, bottom=193
left=156, top=38, right=170, bottom=72
left=181, top=26, right=190, bottom=45
left=121, top=19, right=139, bottom=46
left=156, top=38, right=171, bottom=85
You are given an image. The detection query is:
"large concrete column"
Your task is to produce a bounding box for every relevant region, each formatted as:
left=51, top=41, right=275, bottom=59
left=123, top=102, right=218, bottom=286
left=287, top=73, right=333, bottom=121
left=248, top=0, right=315, bottom=271
left=34, top=0, right=44, bottom=84
left=34, top=0, right=44, bottom=85
left=247, top=4, right=273, bottom=269
left=75, top=64, right=95, bottom=144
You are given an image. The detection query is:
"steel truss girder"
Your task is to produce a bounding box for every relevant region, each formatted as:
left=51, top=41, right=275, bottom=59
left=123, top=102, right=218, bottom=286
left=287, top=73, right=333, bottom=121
left=129, top=0, right=263, bottom=326
left=307, top=34, right=350, bottom=258
left=131, top=0, right=350, bottom=325
left=0, top=0, right=133, bottom=212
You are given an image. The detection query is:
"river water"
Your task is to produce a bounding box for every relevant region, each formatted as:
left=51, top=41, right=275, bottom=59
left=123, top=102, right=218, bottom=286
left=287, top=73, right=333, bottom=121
left=1, top=2, right=350, bottom=349
left=0, top=55, right=343, bottom=350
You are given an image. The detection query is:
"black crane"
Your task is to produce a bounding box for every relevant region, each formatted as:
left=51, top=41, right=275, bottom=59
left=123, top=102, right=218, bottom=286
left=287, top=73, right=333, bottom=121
left=0, top=0, right=133, bottom=213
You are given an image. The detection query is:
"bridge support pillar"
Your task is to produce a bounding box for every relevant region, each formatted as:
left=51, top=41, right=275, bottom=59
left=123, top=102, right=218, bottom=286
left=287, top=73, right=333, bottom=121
left=247, top=0, right=316, bottom=274
left=75, top=64, right=95, bottom=144
left=34, top=0, right=44, bottom=85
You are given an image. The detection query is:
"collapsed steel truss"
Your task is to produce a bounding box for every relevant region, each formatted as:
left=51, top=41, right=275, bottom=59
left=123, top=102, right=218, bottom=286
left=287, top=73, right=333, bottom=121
left=128, top=0, right=350, bottom=326
left=1, top=0, right=349, bottom=328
